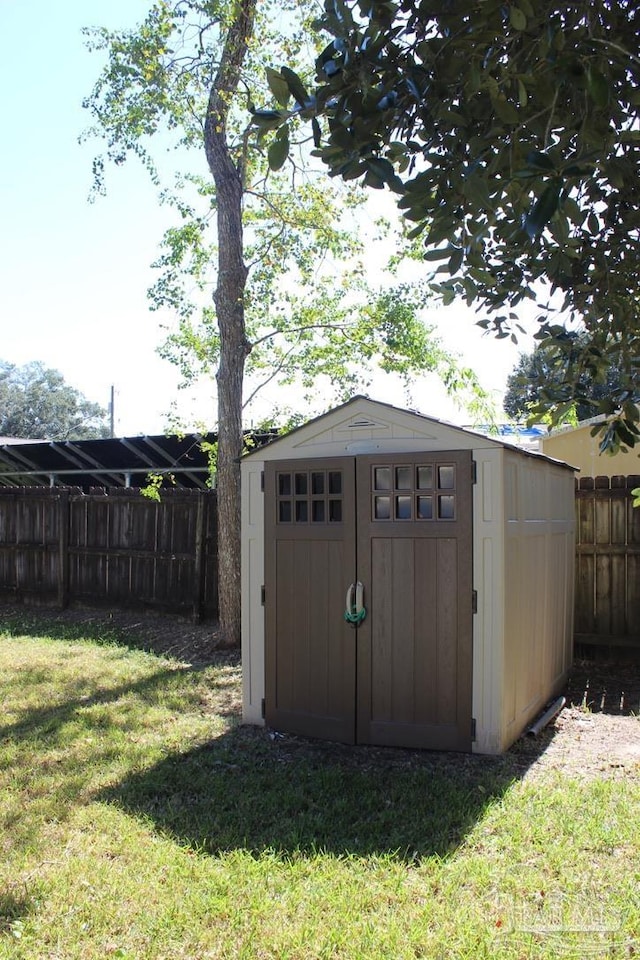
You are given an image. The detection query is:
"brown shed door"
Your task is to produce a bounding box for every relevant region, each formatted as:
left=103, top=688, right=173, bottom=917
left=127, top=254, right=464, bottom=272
left=355, top=452, right=473, bottom=751
left=265, top=452, right=473, bottom=751
left=264, top=458, right=357, bottom=743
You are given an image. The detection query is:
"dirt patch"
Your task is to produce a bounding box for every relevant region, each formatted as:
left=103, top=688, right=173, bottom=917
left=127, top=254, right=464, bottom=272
left=511, top=704, right=640, bottom=783
left=511, top=659, right=640, bottom=783
left=2, top=603, right=639, bottom=781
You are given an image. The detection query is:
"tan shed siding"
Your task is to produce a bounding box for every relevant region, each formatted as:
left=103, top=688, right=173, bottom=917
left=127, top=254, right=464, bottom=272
left=241, top=460, right=266, bottom=724
left=501, top=453, right=574, bottom=750
left=472, top=449, right=505, bottom=755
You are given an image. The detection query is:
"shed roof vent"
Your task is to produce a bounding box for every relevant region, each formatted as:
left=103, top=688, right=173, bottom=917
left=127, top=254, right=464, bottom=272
left=348, top=418, right=381, bottom=429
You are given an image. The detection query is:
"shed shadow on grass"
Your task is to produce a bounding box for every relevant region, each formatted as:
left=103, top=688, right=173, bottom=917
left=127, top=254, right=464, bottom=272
left=97, top=722, right=555, bottom=862
left=0, top=604, right=231, bottom=668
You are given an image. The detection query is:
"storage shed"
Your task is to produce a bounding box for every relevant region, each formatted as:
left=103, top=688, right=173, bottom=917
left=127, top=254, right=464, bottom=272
left=241, top=397, right=576, bottom=754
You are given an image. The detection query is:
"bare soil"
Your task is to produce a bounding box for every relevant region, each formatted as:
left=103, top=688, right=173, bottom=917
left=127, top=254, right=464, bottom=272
left=2, top=602, right=639, bottom=782
left=512, top=661, right=640, bottom=782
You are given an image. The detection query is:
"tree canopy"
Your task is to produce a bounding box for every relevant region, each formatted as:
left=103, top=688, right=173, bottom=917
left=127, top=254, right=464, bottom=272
left=0, top=361, right=110, bottom=440
left=258, top=0, right=640, bottom=450
left=503, top=334, right=632, bottom=423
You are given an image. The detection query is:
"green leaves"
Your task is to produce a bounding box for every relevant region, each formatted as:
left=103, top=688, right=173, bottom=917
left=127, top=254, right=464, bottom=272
left=491, top=96, right=520, bottom=124
left=279, top=66, right=310, bottom=107
left=525, top=151, right=556, bottom=172
left=587, top=66, right=609, bottom=108
left=266, top=67, right=291, bottom=106
left=509, top=6, right=528, bottom=30
left=524, top=181, right=561, bottom=238
left=362, top=157, right=404, bottom=191
left=267, top=124, right=290, bottom=171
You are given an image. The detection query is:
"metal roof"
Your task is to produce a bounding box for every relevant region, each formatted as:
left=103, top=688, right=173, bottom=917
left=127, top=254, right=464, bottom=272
left=0, top=431, right=275, bottom=490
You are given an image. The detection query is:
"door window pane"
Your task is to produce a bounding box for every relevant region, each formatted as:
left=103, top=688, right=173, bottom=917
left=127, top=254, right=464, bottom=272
left=395, top=496, right=412, bottom=520
left=438, top=495, right=455, bottom=519
left=395, top=466, right=412, bottom=490
left=295, top=501, right=308, bottom=523
left=311, top=472, right=325, bottom=495
left=417, top=496, right=433, bottom=519
left=438, top=465, right=455, bottom=490
left=278, top=473, right=291, bottom=496
left=279, top=501, right=292, bottom=522
left=312, top=500, right=325, bottom=522
left=329, top=500, right=342, bottom=522
left=374, top=496, right=391, bottom=520
left=328, top=471, right=342, bottom=494
left=417, top=466, right=433, bottom=489
left=373, top=467, right=391, bottom=491
left=295, top=473, right=308, bottom=495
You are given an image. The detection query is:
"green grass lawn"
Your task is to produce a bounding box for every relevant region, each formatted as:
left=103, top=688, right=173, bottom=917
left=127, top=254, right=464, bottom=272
left=0, top=612, right=638, bottom=959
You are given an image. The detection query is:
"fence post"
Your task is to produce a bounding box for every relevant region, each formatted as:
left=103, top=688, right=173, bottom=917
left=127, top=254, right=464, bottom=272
left=192, top=493, right=206, bottom=623
left=58, top=490, right=70, bottom=609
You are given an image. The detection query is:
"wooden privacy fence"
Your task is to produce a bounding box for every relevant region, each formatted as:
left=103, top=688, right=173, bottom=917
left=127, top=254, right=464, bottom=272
left=2, top=477, right=640, bottom=649
left=0, top=487, right=218, bottom=620
left=575, top=475, right=640, bottom=655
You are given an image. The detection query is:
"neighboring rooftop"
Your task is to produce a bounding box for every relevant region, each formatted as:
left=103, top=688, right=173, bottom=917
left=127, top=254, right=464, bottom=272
left=462, top=423, right=547, bottom=453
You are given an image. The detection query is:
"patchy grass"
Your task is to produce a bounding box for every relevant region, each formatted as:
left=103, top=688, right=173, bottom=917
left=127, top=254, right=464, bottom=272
left=0, top=615, right=638, bottom=959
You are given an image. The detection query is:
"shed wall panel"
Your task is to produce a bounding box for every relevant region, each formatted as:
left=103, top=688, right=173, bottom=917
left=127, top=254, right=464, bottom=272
left=501, top=452, right=574, bottom=750
left=471, top=449, right=505, bottom=755
left=241, top=462, right=266, bottom=724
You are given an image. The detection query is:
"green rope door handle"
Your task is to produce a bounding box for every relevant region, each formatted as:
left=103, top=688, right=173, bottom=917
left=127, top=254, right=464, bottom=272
left=344, top=581, right=366, bottom=626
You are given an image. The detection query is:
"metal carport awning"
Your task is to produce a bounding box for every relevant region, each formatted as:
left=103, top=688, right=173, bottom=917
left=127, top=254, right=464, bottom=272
left=0, top=433, right=215, bottom=490
left=0, top=430, right=278, bottom=490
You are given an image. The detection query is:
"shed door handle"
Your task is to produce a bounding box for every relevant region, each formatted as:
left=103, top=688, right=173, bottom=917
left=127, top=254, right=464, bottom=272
left=344, top=581, right=366, bottom=626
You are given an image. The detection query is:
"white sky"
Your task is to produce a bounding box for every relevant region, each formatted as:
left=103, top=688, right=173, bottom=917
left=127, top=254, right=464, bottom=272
left=0, top=0, right=535, bottom=437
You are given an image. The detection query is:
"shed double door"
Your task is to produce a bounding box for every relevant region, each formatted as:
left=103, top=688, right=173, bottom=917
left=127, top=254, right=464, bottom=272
left=264, top=452, right=473, bottom=751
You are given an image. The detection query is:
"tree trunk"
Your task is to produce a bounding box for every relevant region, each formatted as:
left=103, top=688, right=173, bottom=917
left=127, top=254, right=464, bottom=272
left=204, top=0, right=255, bottom=647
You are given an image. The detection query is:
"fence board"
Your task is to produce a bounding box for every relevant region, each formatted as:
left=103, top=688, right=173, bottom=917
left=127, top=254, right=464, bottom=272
left=0, top=487, right=218, bottom=619
left=575, top=475, right=640, bottom=654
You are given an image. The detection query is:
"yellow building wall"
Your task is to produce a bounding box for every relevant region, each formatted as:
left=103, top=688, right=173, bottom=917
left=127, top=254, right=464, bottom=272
left=541, top=425, right=640, bottom=478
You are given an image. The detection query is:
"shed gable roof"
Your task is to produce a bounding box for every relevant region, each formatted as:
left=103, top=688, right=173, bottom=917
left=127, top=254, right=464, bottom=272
left=245, top=396, right=499, bottom=459
left=244, top=396, right=575, bottom=471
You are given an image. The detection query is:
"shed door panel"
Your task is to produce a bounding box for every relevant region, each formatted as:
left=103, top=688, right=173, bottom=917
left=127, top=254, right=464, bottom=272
left=356, top=452, right=473, bottom=751
left=264, top=458, right=356, bottom=744
left=264, top=452, right=473, bottom=752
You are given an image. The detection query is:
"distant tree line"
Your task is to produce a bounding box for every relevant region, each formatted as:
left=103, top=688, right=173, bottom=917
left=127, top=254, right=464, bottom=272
left=0, top=360, right=110, bottom=441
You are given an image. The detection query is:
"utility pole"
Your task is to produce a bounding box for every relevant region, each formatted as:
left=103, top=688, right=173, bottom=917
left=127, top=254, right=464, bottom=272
left=109, top=385, right=115, bottom=438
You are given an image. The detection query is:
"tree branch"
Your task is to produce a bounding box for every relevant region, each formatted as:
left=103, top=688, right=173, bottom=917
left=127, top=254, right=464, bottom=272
left=588, top=37, right=640, bottom=69
left=242, top=343, right=299, bottom=409
left=251, top=321, right=353, bottom=349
